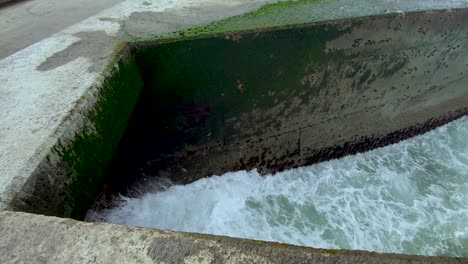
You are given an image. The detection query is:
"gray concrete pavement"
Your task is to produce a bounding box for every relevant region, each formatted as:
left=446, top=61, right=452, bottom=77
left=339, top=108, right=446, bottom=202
left=0, top=211, right=463, bottom=264
left=0, top=0, right=124, bottom=59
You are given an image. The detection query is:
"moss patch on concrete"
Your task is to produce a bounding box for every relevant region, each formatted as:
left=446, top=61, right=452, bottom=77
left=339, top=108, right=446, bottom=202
left=176, top=0, right=333, bottom=37
left=53, top=54, right=143, bottom=219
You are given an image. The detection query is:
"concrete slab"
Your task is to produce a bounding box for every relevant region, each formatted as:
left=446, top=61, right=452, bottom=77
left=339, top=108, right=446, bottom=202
left=0, top=211, right=464, bottom=263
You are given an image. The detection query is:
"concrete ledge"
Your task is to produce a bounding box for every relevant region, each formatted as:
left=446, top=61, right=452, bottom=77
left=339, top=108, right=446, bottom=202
left=0, top=211, right=464, bottom=263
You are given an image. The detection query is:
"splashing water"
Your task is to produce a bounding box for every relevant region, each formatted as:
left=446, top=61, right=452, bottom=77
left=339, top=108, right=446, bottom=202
left=86, top=116, right=468, bottom=257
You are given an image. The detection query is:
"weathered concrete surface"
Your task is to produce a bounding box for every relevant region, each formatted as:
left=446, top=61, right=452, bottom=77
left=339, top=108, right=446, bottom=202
left=0, top=0, right=124, bottom=59
left=0, top=211, right=464, bottom=263
left=6, top=52, right=145, bottom=219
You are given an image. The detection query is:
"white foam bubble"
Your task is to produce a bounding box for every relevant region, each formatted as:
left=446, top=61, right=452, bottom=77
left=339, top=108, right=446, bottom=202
left=86, top=116, right=468, bottom=257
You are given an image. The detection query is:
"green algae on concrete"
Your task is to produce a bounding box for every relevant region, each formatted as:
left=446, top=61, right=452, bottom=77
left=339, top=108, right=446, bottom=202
left=172, top=0, right=468, bottom=39
left=178, top=0, right=328, bottom=37
left=55, top=56, right=144, bottom=218
left=9, top=51, right=144, bottom=219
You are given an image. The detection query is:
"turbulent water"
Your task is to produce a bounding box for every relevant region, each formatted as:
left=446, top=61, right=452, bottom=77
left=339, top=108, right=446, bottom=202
left=86, top=116, right=468, bottom=257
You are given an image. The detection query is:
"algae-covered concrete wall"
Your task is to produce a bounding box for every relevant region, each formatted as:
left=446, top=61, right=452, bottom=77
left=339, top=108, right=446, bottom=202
left=108, top=8, right=468, bottom=188
left=5, top=50, right=144, bottom=219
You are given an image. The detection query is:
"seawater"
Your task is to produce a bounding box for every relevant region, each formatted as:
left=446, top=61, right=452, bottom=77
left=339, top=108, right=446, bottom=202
left=86, top=116, right=468, bottom=257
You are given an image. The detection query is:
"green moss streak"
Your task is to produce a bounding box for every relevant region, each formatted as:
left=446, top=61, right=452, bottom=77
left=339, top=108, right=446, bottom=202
left=176, top=0, right=334, bottom=37
left=53, top=56, right=144, bottom=219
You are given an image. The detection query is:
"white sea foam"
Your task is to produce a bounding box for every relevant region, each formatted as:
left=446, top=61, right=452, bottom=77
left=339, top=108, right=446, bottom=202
left=86, top=116, right=468, bottom=257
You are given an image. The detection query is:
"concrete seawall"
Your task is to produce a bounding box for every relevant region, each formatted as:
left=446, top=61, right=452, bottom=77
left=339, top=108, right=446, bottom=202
left=8, top=8, right=468, bottom=217
left=103, top=8, right=468, bottom=195
left=1, top=0, right=468, bottom=262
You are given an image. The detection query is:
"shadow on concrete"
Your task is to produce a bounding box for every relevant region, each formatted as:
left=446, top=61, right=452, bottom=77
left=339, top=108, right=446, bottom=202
left=0, top=0, right=32, bottom=9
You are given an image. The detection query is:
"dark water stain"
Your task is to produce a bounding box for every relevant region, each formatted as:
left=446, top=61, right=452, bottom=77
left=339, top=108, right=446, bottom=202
left=36, top=31, right=118, bottom=73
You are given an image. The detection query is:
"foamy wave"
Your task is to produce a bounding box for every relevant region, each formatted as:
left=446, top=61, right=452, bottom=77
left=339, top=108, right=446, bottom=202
left=86, top=116, right=468, bottom=257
